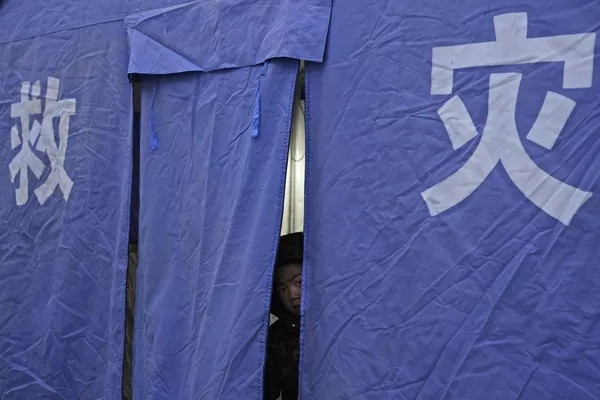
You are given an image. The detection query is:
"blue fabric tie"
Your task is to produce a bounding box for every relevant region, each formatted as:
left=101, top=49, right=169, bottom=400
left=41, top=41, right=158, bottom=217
left=252, top=61, right=269, bottom=138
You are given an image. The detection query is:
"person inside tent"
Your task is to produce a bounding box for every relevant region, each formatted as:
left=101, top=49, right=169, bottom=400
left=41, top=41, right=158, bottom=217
left=264, top=232, right=304, bottom=400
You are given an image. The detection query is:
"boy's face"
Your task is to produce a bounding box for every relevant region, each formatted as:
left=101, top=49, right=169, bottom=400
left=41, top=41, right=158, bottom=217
left=276, top=263, right=302, bottom=316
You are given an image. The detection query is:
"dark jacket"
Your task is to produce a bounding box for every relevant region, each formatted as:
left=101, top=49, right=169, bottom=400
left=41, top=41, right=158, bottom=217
left=264, top=313, right=301, bottom=400
left=264, top=233, right=303, bottom=400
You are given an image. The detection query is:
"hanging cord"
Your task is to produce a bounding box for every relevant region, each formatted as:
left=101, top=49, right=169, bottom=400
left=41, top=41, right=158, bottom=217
left=251, top=61, right=269, bottom=138
left=149, top=83, right=159, bottom=150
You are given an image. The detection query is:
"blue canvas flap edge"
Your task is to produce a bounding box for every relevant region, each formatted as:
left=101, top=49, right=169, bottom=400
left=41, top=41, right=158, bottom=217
left=126, top=0, right=332, bottom=75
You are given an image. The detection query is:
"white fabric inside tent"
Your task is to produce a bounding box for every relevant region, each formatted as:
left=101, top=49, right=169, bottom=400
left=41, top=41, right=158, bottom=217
left=281, top=72, right=306, bottom=236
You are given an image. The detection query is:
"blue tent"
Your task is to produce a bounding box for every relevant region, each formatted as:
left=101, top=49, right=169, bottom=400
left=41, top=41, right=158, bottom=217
left=302, top=2, right=600, bottom=399
left=1, top=0, right=600, bottom=399
left=0, top=1, right=131, bottom=398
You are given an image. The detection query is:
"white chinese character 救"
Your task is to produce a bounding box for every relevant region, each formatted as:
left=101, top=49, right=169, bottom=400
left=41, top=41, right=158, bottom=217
left=421, top=13, right=595, bottom=226
left=8, top=77, right=76, bottom=206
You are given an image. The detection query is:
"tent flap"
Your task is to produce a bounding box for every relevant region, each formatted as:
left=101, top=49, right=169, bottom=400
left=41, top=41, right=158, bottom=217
left=0, top=3, right=132, bottom=398
left=126, top=0, right=332, bottom=74
left=133, top=59, right=300, bottom=399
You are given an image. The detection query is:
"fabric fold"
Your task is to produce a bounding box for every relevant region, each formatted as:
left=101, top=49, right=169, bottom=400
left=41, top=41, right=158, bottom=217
left=133, top=59, right=300, bottom=399
left=126, top=0, right=332, bottom=74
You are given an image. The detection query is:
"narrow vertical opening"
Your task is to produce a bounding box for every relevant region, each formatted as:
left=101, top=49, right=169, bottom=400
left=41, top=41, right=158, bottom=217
left=264, top=62, right=306, bottom=400
left=122, top=77, right=141, bottom=400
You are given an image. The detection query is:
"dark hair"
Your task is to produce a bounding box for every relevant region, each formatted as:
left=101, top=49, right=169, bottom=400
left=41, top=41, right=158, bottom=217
left=274, top=232, right=303, bottom=270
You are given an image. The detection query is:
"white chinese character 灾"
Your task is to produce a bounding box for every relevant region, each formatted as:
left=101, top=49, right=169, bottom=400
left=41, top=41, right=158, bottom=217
left=421, top=13, right=595, bottom=226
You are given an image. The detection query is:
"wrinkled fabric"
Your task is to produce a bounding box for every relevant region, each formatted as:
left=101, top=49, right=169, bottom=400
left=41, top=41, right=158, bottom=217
left=125, top=0, right=332, bottom=75
left=129, top=3, right=330, bottom=398
left=133, top=60, right=299, bottom=399
left=302, top=2, right=600, bottom=399
left=0, top=1, right=126, bottom=43
left=0, top=2, right=131, bottom=398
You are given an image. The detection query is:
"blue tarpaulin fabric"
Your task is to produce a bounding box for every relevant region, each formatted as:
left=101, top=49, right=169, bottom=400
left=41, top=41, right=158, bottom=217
left=129, top=2, right=331, bottom=398
left=0, top=1, right=132, bottom=399
left=125, top=0, right=332, bottom=75
left=134, top=62, right=297, bottom=399
left=302, top=2, right=600, bottom=399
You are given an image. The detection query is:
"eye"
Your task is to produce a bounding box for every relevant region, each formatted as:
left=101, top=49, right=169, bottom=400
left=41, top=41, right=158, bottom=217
left=278, top=287, right=287, bottom=293
left=295, top=280, right=302, bottom=287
